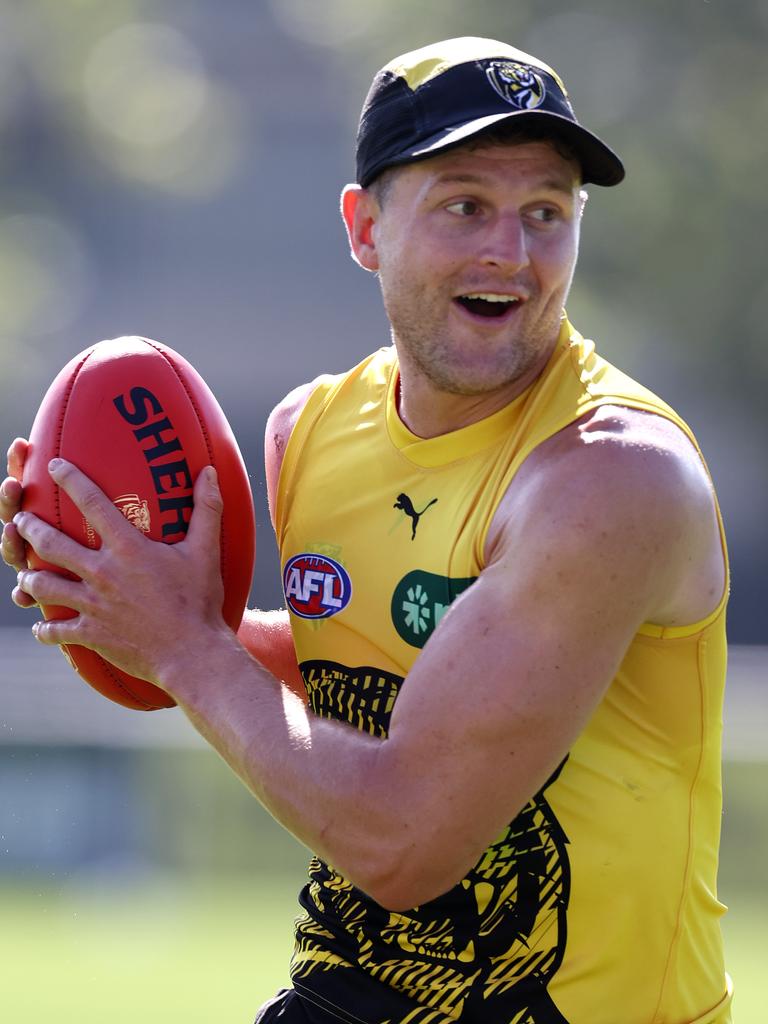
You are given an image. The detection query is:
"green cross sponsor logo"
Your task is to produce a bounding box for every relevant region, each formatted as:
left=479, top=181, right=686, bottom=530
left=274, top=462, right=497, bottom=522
left=391, top=570, right=477, bottom=648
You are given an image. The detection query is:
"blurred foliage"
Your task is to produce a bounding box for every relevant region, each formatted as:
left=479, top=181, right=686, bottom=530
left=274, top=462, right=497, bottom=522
left=0, top=0, right=765, bottom=636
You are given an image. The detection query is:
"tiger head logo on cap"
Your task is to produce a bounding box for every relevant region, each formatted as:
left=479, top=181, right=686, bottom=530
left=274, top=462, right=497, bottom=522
left=485, top=61, right=547, bottom=111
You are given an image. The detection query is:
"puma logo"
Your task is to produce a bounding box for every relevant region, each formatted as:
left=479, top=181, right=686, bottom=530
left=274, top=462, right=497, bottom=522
left=394, top=493, right=438, bottom=540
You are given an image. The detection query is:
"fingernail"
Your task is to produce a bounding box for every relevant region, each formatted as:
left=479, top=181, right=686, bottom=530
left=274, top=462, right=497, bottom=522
left=206, top=466, right=218, bottom=486
left=49, top=458, right=63, bottom=472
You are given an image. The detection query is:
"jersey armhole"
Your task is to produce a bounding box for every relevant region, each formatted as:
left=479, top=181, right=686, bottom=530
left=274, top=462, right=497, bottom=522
left=636, top=417, right=730, bottom=640
left=273, top=375, right=340, bottom=544
left=273, top=348, right=396, bottom=545
left=636, top=497, right=729, bottom=642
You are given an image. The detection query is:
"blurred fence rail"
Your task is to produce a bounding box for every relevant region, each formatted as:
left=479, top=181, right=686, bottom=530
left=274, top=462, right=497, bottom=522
left=1, top=626, right=766, bottom=758
left=1, top=625, right=202, bottom=748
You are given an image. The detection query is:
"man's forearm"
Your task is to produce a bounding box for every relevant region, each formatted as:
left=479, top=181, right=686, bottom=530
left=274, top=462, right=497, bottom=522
left=160, top=630, right=401, bottom=903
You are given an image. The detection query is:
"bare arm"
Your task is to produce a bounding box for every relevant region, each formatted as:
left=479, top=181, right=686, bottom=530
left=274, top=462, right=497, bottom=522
left=13, top=409, right=723, bottom=909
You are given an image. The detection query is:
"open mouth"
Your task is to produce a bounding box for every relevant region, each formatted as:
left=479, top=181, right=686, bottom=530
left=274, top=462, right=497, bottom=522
left=455, top=293, right=522, bottom=319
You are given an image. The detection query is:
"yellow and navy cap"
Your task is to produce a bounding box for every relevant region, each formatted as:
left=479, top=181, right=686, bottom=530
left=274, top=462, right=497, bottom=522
left=356, top=37, right=625, bottom=188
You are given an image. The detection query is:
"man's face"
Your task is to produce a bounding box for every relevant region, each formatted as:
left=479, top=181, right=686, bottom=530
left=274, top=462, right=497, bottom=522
left=358, top=140, right=584, bottom=399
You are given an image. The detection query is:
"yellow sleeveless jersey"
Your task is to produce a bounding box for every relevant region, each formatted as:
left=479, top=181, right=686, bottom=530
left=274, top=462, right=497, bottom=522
left=274, top=317, right=732, bottom=1024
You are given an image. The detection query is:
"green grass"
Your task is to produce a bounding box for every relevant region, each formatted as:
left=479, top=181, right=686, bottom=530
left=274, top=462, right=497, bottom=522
left=0, top=876, right=299, bottom=1023
left=1, top=875, right=764, bottom=1022
left=719, top=759, right=768, bottom=1023
left=722, top=904, right=767, bottom=1023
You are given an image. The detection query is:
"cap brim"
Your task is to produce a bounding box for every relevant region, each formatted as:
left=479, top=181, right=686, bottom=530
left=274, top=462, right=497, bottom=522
left=387, top=110, right=625, bottom=187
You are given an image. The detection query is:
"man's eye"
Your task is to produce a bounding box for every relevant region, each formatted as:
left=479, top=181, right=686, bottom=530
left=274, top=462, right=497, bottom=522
left=445, top=200, right=480, bottom=217
left=530, top=207, right=559, bottom=222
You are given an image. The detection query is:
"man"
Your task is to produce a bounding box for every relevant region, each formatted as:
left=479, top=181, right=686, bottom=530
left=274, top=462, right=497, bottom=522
left=1, top=37, right=732, bottom=1024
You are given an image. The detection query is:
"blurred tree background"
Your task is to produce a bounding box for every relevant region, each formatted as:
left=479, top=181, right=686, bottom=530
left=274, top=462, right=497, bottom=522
left=0, top=0, right=765, bottom=638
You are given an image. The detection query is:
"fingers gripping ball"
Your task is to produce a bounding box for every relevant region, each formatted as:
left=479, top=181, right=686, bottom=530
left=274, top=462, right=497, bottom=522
left=21, top=337, right=256, bottom=710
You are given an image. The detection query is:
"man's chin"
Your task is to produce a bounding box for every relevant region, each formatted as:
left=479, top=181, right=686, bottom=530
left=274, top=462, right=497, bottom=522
left=417, top=355, right=540, bottom=399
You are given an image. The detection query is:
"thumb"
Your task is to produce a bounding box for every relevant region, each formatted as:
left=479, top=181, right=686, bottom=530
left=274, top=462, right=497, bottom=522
left=186, top=466, right=224, bottom=551
left=7, top=437, right=29, bottom=480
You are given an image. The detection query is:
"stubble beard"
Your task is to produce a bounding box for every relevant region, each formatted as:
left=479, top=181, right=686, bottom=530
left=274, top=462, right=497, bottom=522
left=382, top=282, right=563, bottom=398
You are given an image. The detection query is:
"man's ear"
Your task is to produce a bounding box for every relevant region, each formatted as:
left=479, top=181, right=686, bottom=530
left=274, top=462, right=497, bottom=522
left=340, top=184, right=380, bottom=272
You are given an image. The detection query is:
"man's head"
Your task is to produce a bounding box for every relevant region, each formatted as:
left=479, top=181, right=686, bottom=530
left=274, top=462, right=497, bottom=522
left=355, top=37, right=624, bottom=192
left=340, top=38, right=623, bottom=415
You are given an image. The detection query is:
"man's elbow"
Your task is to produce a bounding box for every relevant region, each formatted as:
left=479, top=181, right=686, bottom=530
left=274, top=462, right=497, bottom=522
left=337, top=765, right=477, bottom=910
left=357, top=847, right=464, bottom=912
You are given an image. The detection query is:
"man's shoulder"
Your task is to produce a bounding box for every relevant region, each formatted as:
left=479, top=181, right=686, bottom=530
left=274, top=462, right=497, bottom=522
left=267, top=376, right=328, bottom=450
left=264, top=375, right=330, bottom=524
left=514, top=404, right=715, bottom=533
left=488, top=404, right=725, bottom=627
left=268, top=346, right=396, bottom=438
left=567, top=404, right=702, bottom=466
left=264, top=348, right=395, bottom=521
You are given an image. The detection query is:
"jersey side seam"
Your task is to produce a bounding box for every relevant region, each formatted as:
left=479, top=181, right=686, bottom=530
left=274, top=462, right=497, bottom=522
left=649, top=633, right=708, bottom=1022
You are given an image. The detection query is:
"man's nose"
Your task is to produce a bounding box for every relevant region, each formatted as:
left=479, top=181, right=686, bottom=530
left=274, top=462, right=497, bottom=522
left=479, top=214, right=530, bottom=273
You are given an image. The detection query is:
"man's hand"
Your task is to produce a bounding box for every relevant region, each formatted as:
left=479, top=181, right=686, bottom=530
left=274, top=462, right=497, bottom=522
left=12, top=459, right=230, bottom=685
left=1, top=438, right=37, bottom=608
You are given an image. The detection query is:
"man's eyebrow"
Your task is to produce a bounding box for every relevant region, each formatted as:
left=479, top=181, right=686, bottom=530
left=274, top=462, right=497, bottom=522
left=536, top=178, right=579, bottom=197
left=430, top=173, right=577, bottom=196
left=432, top=173, right=487, bottom=186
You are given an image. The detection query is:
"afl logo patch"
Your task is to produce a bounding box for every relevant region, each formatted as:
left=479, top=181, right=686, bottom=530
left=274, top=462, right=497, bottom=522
left=485, top=60, right=546, bottom=110
left=283, top=553, right=352, bottom=620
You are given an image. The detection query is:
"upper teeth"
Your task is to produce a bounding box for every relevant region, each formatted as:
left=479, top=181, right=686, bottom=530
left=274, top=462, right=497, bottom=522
left=462, top=293, right=519, bottom=303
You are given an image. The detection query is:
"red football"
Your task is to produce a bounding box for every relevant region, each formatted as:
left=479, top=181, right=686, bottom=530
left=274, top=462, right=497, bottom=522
left=21, top=336, right=255, bottom=710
